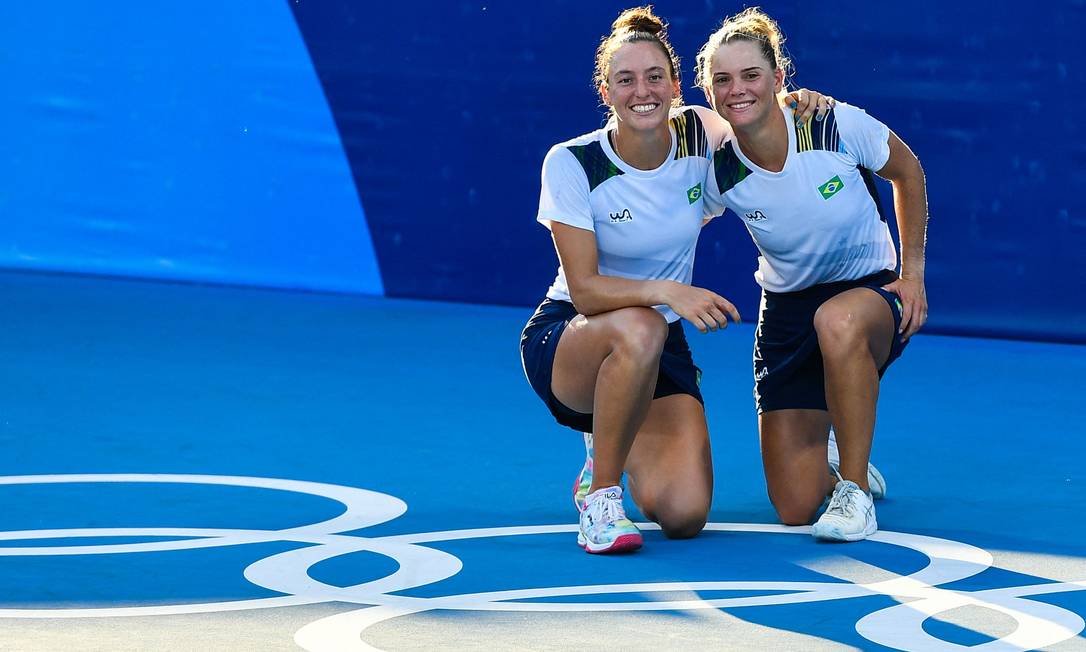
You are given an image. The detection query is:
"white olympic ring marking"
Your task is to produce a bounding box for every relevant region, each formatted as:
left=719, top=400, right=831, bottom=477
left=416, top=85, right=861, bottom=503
left=0, top=474, right=1082, bottom=652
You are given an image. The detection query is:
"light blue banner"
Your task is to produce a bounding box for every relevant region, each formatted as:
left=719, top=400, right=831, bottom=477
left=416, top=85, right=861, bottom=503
left=0, top=2, right=383, bottom=295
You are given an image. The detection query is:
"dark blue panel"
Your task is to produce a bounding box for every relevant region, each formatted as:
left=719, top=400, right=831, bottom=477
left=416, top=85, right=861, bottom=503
left=286, top=1, right=768, bottom=300
left=292, top=1, right=1084, bottom=341
left=771, top=1, right=1086, bottom=343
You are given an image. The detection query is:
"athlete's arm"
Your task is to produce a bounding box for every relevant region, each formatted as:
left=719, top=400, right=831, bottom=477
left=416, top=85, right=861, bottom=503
left=551, top=222, right=740, bottom=333
left=875, top=131, right=929, bottom=341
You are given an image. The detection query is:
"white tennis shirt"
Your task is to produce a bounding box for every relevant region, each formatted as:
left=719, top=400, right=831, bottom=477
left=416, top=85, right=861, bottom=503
left=537, top=105, right=730, bottom=322
left=704, top=102, right=896, bottom=293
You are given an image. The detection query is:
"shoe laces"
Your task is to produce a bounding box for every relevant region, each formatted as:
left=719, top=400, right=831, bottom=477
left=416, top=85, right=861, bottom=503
left=587, top=489, right=626, bottom=525
left=826, top=483, right=859, bottom=518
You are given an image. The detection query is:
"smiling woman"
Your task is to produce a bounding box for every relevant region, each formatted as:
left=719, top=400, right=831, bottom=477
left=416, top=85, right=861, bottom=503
left=517, top=6, right=832, bottom=556
left=591, top=8, right=683, bottom=171
left=699, top=7, right=930, bottom=543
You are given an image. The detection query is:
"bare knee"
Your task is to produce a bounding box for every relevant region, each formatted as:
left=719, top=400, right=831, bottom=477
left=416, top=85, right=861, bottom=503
left=772, top=495, right=822, bottom=526
left=659, top=509, right=708, bottom=539
left=634, top=489, right=710, bottom=539
left=608, top=307, right=667, bottom=360
left=813, top=304, right=865, bottom=358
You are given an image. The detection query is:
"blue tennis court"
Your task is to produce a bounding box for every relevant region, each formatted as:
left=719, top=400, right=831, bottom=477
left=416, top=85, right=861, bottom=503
left=3, top=269, right=1083, bottom=650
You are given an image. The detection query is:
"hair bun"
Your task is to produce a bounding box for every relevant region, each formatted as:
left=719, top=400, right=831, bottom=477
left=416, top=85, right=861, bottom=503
left=612, top=6, right=665, bottom=36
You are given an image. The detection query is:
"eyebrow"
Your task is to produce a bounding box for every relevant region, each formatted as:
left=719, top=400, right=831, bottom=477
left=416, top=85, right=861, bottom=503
left=614, top=66, right=667, bottom=76
left=716, top=66, right=764, bottom=75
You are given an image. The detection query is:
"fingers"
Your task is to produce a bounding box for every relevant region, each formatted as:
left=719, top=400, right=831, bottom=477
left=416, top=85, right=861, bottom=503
left=792, top=88, right=812, bottom=126
left=883, top=280, right=927, bottom=342
left=693, top=317, right=709, bottom=334
left=683, top=295, right=741, bottom=333
left=904, top=301, right=928, bottom=340
left=788, top=91, right=836, bottom=126
left=706, top=305, right=729, bottom=331
left=718, top=297, right=741, bottom=325
left=671, top=285, right=744, bottom=333
left=798, top=104, right=815, bottom=126
left=692, top=305, right=728, bottom=333
left=784, top=88, right=808, bottom=110
left=898, top=299, right=914, bottom=341
left=881, top=281, right=910, bottom=339
left=815, top=94, right=835, bottom=122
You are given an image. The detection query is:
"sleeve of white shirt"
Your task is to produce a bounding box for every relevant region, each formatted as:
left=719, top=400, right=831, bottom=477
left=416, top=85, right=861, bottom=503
left=702, top=144, right=739, bottom=221
left=689, top=105, right=734, bottom=222
left=834, top=102, right=891, bottom=171
left=537, top=145, right=594, bottom=232
left=702, top=154, right=726, bottom=220
left=682, top=104, right=734, bottom=221
left=688, top=104, right=733, bottom=151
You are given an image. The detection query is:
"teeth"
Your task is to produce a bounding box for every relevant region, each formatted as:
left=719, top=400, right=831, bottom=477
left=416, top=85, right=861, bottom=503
left=631, top=104, right=658, bottom=113
left=730, top=101, right=754, bottom=109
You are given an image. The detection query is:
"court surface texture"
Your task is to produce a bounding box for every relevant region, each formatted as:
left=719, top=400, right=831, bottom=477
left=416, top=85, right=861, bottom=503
left=2, top=269, right=1084, bottom=651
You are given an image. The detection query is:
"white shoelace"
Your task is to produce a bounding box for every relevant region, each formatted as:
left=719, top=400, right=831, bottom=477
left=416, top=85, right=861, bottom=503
left=587, top=491, right=626, bottom=526
left=826, top=485, right=858, bottom=518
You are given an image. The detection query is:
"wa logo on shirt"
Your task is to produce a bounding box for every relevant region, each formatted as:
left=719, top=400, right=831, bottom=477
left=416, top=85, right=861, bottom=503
left=818, top=175, right=844, bottom=200
left=609, top=208, right=633, bottom=223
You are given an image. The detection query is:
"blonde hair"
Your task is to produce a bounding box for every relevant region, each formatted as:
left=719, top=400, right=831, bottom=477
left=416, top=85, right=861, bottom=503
left=695, top=7, right=794, bottom=90
left=594, top=6, right=682, bottom=108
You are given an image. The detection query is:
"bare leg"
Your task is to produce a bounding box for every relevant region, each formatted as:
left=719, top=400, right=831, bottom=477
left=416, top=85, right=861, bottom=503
left=814, top=289, right=895, bottom=491
left=760, top=409, right=833, bottom=524
left=623, top=394, right=713, bottom=539
left=551, top=307, right=667, bottom=492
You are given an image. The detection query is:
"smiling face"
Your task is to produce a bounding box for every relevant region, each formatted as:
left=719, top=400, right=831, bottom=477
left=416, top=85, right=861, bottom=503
left=704, top=39, right=784, bottom=131
left=601, top=41, right=680, bottom=132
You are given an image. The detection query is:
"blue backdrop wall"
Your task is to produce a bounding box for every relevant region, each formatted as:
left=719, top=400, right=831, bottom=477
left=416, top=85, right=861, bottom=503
left=3, top=1, right=1084, bottom=342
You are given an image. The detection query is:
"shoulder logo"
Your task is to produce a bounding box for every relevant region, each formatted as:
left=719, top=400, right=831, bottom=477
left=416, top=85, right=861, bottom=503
left=687, top=183, right=702, bottom=204
left=745, top=210, right=768, bottom=223
left=818, top=175, right=844, bottom=200
left=609, top=208, right=633, bottom=223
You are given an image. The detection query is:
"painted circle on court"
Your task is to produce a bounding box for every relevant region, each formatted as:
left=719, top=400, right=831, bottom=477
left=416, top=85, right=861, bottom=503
left=0, top=474, right=1082, bottom=652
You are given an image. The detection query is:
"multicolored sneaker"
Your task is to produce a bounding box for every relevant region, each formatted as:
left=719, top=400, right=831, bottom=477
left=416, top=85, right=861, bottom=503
left=573, top=432, right=593, bottom=512
left=812, top=480, right=877, bottom=542
left=827, top=428, right=886, bottom=500
left=577, top=485, right=642, bottom=554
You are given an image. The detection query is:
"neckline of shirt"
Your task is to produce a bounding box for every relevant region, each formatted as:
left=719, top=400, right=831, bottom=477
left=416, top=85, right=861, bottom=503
left=600, top=122, right=678, bottom=178
left=729, top=104, right=796, bottom=178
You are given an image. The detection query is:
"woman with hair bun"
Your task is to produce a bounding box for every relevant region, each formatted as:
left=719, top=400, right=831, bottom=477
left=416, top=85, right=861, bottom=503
left=520, top=6, right=833, bottom=554
left=699, top=7, right=929, bottom=542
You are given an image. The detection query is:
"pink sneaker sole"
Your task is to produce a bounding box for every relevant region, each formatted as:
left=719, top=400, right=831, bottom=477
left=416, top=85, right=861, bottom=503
left=581, top=533, right=643, bottom=554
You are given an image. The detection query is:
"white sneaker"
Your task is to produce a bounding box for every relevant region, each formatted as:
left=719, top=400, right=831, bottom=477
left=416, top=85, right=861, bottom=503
left=812, top=480, right=877, bottom=542
left=827, top=428, right=886, bottom=500
left=577, top=485, right=642, bottom=554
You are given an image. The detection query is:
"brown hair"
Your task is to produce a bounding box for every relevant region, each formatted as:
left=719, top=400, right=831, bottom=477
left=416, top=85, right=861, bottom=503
left=594, top=6, right=682, bottom=108
left=695, top=7, right=794, bottom=90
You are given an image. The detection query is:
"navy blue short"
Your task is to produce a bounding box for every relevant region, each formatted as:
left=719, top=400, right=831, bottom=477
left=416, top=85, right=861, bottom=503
left=754, top=269, right=908, bottom=414
left=520, top=299, right=703, bottom=432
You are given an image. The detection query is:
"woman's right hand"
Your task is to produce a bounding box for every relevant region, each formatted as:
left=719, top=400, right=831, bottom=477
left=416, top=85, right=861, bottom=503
left=660, top=281, right=741, bottom=333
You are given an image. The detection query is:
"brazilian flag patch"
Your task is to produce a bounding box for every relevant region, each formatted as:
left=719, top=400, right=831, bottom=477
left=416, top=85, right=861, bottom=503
left=818, top=175, right=844, bottom=200
left=687, top=183, right=702, bottom=204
